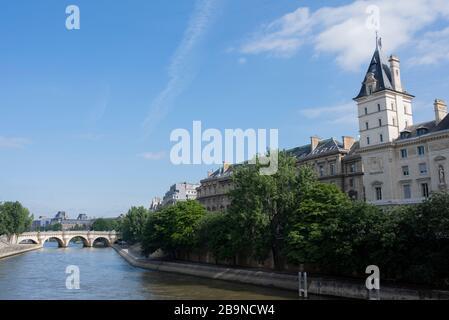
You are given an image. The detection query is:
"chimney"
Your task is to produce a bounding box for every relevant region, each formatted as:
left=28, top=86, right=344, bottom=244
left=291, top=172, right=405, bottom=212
left=310, top=136, right=321, bottom=152
left=342, top=136, right=355, bottom=150
left=389, top=55, right=402, bottom=92
left=434, top=99, right=448, bottom=125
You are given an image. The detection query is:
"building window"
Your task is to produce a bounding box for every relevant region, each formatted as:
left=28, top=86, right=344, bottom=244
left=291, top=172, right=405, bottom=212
left=375, top=187, right=383, bottom=201
left=402, top=166, right=409, bottom=176
left=378, top=104, right=381, bottom=112
left=349, top=179, right=354, bottom=188
left=350, top=163, right=356, bottom=173
left=419, top=163, right=428, bottom=175
left=380, top=134, right=384, bottom=142
left=330, top=163, right=336, bottom=176
left=365, top=122, right=369, bottom=130
left=401, top=149, right=408, bottom=159
left=404, top=105, right=408, bottom=114
left=319, top=165, right=325, bottom=177
left=421, top=183, right=429, bottom=198
left=418, top=146, right=425, bottom=156
left=378, top=119, right=382, bottom=127
left=403, top=184, right=412, bottom=199
left=367, top=137, right=370, bottom=145
left=365, top=107, right=368, bottom=115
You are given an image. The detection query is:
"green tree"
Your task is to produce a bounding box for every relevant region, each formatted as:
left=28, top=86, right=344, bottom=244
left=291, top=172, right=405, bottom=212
left=49, top=223, right=62, bottom=231
left=91, top=218, right=118, bottom=231
left=121, top=207, right=149, bottom=244
left=0, top=202, right=33, bottom=238
left=196, top=212, right=241, bottom=263
left=142, top=200, right=206, bottom=257
left=228, top=151, right=301, bottom=269
left=285, top=182, right=353, bottom=271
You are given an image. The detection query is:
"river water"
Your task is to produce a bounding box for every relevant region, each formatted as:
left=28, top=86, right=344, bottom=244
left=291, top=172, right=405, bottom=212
left=0, top=243, right=307, bottom=300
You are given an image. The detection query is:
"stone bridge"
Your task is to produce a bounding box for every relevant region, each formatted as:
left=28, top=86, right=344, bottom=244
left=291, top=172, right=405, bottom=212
left=11, top=231, right=120, bottom=248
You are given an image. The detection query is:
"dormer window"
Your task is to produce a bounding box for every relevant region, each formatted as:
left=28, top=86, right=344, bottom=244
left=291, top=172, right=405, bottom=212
left=400, top=131, right=411, bottom=139
left=364, top=73, right=377, bottom=96
left=417, top=128, right=428, bottom=136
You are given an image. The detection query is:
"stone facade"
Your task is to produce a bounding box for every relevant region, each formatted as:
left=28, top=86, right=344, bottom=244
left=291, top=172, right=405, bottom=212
left=355, top=44, right=449, bottom=205
left=289, top=136, right=364, bottom=201
left=193, top=42, right=449, bottom=209
left=162, top=182, right=200, bottom=207
left=196, top=164, right=233, bottom=212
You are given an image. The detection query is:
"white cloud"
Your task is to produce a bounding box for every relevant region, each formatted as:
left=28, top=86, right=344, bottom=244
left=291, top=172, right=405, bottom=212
left=300, top=102, right=357, bottom=125
left=139, top=151, right=166, bottom=161
left=409, top=27, right=449, bottom=65
left=0, top=136, right=30, bottom=149
left=240, top=0, right=449, bottom=71
left=143, top=0, right=219, bottom=135
left=238, top=57, right=247, bottom=64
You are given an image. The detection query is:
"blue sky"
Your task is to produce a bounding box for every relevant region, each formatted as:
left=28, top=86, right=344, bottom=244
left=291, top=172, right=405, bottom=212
left=1, top=0, right=449, bottom=218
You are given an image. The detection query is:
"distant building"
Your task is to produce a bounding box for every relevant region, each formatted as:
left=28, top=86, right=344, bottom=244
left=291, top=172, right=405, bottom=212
left=197, top=163, right=234, bottom=212
left=162, top=182, right=200, bottom=207
left=77, top=214, right=88, bottom=220
left=149, top=197, right=162, bottom=211
left=54, top=211, right=67, bottom=220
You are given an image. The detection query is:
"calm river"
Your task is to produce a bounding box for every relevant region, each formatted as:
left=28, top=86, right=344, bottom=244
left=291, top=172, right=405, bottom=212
left=0, top=243, right=307, bottom=300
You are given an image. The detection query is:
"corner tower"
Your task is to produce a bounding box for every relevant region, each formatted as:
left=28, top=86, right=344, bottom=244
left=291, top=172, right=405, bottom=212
left=354, top=43, right=415, bottom=148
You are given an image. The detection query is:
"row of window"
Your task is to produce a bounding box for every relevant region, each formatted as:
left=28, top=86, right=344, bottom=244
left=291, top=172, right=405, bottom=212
left=402, top=163, right=428, bottom=176
left=363, top=102, right=409, bottom=116
left=318, top=162, right=337, bottom=177
left=375, top=183, right=430, bottom=201
left=400, top=146, right=426, bottom=159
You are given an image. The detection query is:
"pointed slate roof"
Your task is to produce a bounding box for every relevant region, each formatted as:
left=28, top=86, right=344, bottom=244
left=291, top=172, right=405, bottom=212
left=354, top=48, right=394, bottom=99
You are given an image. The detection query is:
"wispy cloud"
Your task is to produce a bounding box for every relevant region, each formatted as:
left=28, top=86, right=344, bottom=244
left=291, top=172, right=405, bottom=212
left=0, top=136, right=30, bottom=149
left=409, top=26, right=449, bottom=65
left=139, top=151, right=166, bottom=161
left=143, top=0, right=219, bottom=135
left=240, top=0, right=449, bottom=71
left=300, top=102, right=357, bottom=126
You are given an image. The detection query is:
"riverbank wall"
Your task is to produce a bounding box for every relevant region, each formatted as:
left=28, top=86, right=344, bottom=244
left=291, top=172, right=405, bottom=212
left=0, top=243, right=41, bottom=260
left=113, top=245, right=449, bottom=300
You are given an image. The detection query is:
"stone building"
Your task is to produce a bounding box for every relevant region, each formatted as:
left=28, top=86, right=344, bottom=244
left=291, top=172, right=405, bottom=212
left=196, top=163, right=234, bottom=212
left=149, top=197, right=162, bottom=212
left=162, top=182, right=200, bottom=207
left=288, top=136, right=365, bottom=200
left=355, top=42, right=449, bottom=205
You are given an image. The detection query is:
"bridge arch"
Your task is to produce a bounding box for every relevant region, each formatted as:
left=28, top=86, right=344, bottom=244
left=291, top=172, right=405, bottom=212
left=67, top=236, right=90, bottom=247
left=43, top=237, right=65, bottom=248
left=19, top=239, right=39, bottom=245
left=92, top=236, right=111, bottom=247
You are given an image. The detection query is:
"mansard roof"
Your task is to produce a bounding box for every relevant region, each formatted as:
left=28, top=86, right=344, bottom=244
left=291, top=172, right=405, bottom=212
left=355, top=48, right=394, bottom=100
left=288, top=138, right=347, bottom=160
left=397, top=114, right=449, bottom=141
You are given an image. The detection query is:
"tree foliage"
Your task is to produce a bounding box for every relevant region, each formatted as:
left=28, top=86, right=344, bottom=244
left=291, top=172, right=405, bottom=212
left=91, top=218, right=119, bottom=231
left=0, top=201, right=33, bottom=237
left=121, top=206, right=149, bottom=244
left=227, top=151, right=303, bottom=268
left=142, top=200, right=206, bottom=257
